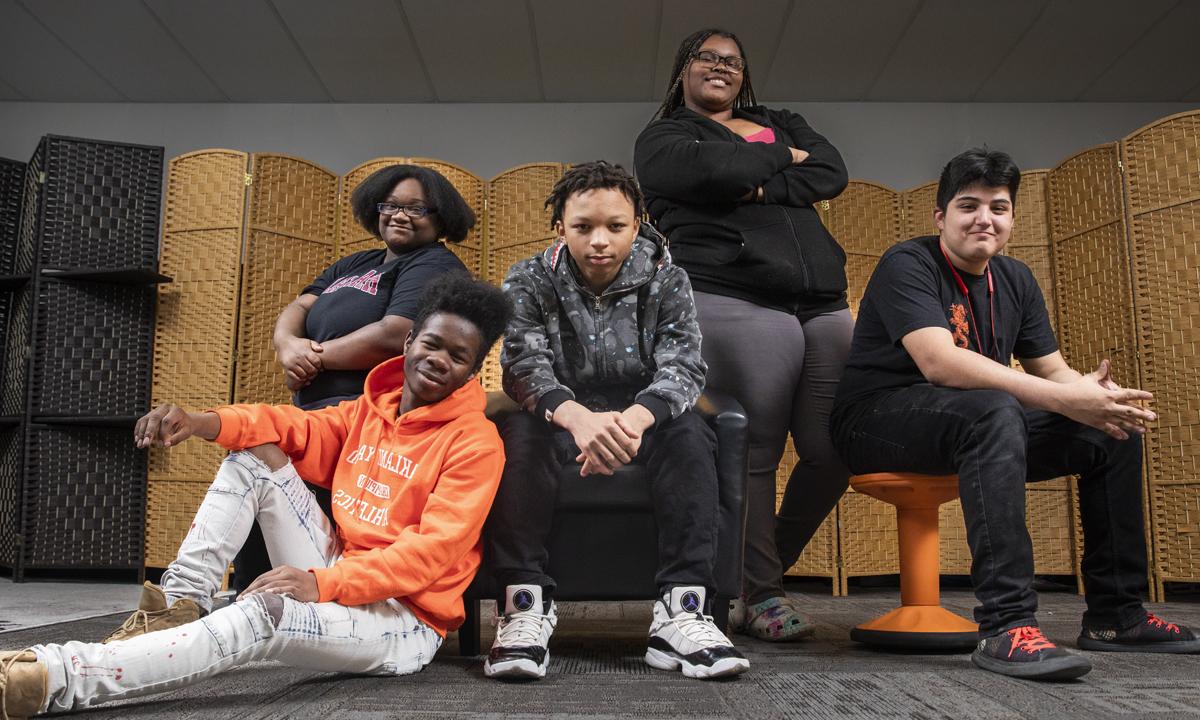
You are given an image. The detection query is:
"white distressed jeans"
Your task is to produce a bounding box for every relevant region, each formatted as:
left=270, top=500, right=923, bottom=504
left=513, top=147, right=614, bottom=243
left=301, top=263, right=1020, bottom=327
left=32, top=450, right=441, bottom=714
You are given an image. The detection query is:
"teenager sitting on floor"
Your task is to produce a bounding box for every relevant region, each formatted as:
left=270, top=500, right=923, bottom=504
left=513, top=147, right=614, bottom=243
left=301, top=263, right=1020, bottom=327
left=829, top=148, right=1200, bottom=681
left=482, top=161, right=748, bottom=681
left=0, top=276, right=512, bottom=718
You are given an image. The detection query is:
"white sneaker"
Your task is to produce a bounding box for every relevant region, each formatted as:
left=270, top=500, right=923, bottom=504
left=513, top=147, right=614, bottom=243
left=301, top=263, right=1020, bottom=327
left=645, top=586, right=750, bottom=679
left=483, top=584, right=557, bottom=679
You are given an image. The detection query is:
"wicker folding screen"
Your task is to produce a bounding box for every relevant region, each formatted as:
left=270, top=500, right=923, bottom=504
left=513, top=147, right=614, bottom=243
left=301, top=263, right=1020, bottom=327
left=902, top=180, right=939, bottom=240
left=481, top=163, right=567, bottom=392
left=0, top=164, right=16, bottom=567
left=21, top=425, right=147, bottom=570
left=1122, top=111, right=1200, bottom=598
left=0, top=424, right=20, bottom=568
left=37, top=137, right=162, bottom=271
left=1048, top=143, right=1151, bottom=596
left=0, top=157, right=23, bottom=274
left=1, top=148, right=44, bottom=418
left=233, top=154, right=338, bottom=406
left=144, top=150, right=250, bottom=568
left=23, top=137, right=163, bottom=421
left=0, top=157, right=26, bottom=432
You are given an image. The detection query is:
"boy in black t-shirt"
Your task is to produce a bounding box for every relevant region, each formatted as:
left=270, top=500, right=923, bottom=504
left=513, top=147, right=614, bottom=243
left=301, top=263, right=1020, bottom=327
left=831, top=148, right=1200, bottom=681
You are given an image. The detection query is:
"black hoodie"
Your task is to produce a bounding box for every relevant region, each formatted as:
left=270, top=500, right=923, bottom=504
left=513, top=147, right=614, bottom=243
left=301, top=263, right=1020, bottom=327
left=634, top=105, right=849, bottom=319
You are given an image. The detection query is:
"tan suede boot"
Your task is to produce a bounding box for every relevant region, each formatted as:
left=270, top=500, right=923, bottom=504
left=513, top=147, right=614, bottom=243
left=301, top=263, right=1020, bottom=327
left=0, top=650, right=47, bottom=720
left=103, top=581, right=202, bottom=644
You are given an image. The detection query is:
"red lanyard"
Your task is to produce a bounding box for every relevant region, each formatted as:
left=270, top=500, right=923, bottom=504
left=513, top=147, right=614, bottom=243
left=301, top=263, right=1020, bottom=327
left=940, top=244, right=998, bottom=361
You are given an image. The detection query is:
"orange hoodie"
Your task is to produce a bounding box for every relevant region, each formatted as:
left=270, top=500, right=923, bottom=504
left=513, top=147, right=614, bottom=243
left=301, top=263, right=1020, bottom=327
left=210, top=355, right=504, bottom=637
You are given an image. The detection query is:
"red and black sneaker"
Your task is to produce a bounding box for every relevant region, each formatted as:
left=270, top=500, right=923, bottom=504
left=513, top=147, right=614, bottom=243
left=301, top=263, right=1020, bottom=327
left=1078, top=614, right=1200, bottom=654
left=971, top=625, right=1092, bottom=680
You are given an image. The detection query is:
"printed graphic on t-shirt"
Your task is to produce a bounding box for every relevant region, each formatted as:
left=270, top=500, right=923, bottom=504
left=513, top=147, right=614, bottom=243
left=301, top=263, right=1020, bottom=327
left=949, top=303, right=970, bottom=349
left=322, top=269, right=383, bottom=296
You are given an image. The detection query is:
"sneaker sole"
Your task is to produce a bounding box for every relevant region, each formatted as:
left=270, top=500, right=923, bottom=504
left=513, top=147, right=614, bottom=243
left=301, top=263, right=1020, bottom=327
left=971, top=649, right=1092, bottom=681
left=483, top=656, right=547, bottom=680
left=1077, top=636, right=1200, bottom=654
left=644, top=647, right=749, bottom=679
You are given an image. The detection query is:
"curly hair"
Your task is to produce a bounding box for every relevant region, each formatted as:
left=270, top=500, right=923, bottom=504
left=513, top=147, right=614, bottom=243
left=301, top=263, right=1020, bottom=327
left=936, top=148, right=1021, bottom=211
left=544, top=161, right=645, bottom=228
left=651, top=28, right=758, bottom=123
left=411, top=273, right=513, bottom=367
left=350, top=164, right=477, bottom=243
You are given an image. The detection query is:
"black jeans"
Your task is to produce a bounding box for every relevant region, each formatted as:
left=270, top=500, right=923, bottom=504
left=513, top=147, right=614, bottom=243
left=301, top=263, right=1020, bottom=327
left=484, top=409, right=720, bottom=597
left=831, top=384, right=1148, bottom=637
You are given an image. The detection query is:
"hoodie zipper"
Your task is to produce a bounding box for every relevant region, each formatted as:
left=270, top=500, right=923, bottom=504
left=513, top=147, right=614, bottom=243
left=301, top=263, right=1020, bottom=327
left=587, top=283, right=639, bottom=378
left=780, top=206, right=809, bottom=291
left=555, top=231, right=659, bottom=380
left=592, top=294, right=605, bottom=375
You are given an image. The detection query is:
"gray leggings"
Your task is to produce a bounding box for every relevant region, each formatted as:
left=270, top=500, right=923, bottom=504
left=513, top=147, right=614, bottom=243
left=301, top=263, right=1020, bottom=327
left=694, top=292, right=853, bottom=603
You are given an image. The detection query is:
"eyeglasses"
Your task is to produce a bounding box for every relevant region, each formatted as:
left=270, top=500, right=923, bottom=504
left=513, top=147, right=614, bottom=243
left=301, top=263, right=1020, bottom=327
left=377, top=202, right=437, bottom=219
left=691, top=50, right=745, bottom=73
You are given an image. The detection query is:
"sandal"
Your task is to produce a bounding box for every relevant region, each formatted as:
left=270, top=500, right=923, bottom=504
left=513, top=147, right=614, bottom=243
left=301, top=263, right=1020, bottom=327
left=730, top=595, right=815, bottom=641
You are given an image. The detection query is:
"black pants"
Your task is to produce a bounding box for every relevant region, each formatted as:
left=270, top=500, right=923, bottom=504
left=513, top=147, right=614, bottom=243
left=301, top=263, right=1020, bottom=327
left=831, top=385, right=1148, bottom=637
left=484, top=410, right=720, bottom=597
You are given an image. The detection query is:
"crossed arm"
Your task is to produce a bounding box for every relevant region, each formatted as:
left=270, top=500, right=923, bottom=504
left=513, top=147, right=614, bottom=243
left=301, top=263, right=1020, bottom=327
left=634, top=110, right=846, bottom=206
left=274, top=293, right=412, bottom=391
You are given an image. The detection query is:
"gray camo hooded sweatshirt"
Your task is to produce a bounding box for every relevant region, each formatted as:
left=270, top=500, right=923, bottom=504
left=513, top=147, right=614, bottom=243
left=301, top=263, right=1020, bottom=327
left=500, top=222, right=706, bottom=426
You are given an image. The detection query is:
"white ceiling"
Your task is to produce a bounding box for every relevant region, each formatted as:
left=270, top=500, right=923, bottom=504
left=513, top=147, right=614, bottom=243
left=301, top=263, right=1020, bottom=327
left=1, top=0, right=1197, bottom=103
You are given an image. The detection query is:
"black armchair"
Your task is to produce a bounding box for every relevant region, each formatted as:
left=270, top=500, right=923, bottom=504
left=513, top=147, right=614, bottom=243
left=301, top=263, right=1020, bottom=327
left=457, top=389, right=749, bottom=656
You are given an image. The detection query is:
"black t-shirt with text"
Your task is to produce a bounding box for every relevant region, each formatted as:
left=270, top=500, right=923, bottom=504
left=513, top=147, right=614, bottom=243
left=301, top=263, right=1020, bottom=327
left=834, top=235, right=1058, bottom=424
left=296, top=243, right=467, bottom=407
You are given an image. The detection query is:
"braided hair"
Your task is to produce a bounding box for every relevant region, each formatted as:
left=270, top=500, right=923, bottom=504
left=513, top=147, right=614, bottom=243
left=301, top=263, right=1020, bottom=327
left=651, top=28, right=758, bottom=123
left=544, top=161, right=645, bottom=228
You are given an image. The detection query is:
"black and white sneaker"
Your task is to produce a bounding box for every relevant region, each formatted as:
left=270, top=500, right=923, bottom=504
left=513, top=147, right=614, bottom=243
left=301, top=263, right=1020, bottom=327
left=483, top=584, right=557, bottom=680
left=645, top=586, right=750, bottom=679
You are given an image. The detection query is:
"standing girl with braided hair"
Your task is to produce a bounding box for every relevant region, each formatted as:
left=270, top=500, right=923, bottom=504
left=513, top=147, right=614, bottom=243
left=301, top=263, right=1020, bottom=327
left=635, top=28, right=851, bottom=641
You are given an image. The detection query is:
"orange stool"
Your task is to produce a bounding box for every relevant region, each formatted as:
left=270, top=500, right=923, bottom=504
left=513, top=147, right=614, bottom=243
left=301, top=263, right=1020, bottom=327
left=848, top=473, right=978, bottom=650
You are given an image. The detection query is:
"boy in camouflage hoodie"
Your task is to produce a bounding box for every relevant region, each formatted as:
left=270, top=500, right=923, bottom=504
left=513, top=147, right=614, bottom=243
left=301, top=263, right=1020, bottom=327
left=483, top=162, right=748, bottom=681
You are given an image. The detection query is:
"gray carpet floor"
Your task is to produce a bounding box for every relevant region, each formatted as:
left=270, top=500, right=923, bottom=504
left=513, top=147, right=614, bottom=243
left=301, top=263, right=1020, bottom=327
left=4, top=582, right=1200, bottom=719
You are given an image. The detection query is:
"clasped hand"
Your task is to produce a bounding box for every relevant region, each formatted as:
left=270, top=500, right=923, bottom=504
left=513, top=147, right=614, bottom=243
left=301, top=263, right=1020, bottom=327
left=1063, top=359, right=1155, bottom=441
left=278, top=336, right=324, bottom=391
left=555, top=403, right=655, bottom=476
